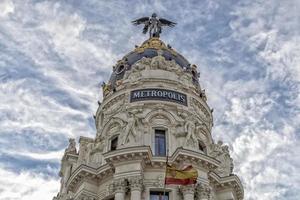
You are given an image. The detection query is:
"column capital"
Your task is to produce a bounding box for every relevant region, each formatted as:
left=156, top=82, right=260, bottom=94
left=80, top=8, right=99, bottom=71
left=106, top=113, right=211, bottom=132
left=180, top=185, right=196, bottom=195
left=113, top=178, right=127, bottom=193
left=195, top=184, right=211, bottom=199
left=128, top=176, right=143, bottom=191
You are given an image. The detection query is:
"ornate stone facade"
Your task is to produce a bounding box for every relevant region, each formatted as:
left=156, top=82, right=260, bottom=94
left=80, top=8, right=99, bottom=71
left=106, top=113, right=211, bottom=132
left=53, top=37, right=243, bottom=200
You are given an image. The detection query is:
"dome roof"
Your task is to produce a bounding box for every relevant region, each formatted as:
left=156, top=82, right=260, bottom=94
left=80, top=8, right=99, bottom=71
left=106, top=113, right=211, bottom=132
left=109, top=37, right=199, bottom=88
left=125, top=37, right=190, bottom=69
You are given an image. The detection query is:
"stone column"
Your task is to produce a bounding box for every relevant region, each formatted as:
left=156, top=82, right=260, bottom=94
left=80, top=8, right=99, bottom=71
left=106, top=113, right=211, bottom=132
left=181, top=185, right=195, bottom=200
left=195, top=184, right=211, bottom=200
left=114, top=178, right=126, bottom=200
left=129, top=176, right=143, bottom=200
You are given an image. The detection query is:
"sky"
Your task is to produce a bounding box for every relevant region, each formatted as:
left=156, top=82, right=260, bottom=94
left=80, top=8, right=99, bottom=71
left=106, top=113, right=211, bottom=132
left=0, top=0, right=299, bottom=199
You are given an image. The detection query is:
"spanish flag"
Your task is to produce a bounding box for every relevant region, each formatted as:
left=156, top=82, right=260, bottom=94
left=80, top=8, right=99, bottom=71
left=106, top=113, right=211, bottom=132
left=165, top=164, right=198, bottom=185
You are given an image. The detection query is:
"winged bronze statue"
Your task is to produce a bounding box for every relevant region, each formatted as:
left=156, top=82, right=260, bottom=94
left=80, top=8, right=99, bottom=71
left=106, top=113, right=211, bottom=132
left=132, top=13, right=176, bottom=38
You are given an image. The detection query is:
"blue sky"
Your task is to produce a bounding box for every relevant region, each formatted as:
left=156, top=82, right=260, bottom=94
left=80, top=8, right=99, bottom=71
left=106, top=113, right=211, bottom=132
left=0, top=0, right=299, bottom=199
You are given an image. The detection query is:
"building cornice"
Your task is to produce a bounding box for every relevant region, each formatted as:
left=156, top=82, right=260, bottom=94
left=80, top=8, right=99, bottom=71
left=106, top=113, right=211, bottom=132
left=208, top=172, right=244, bottom=200
left=103, top=145, right=153, bottom=165
left=66, top=164, right=113, bottom=192
left=170, top=147, right=220, bottom=170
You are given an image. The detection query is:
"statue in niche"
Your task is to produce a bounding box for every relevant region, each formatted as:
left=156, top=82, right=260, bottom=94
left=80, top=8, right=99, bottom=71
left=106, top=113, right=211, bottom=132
left=121, top=112, right=141, bottom=145
left=65, top=138, right=77, bottom=154
left=210, top=141, right=234, bottom=176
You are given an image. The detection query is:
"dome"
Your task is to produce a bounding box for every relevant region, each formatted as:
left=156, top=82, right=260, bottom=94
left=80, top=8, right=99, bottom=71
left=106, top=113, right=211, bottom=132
left=108, top=37, right=200, bottom=89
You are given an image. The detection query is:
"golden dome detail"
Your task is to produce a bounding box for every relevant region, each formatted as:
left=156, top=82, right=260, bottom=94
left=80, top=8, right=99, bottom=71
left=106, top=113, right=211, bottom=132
left=134, top=37, right=177, bottom=55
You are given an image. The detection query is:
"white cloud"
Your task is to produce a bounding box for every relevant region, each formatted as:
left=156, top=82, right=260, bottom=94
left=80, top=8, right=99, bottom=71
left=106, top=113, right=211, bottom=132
left=0, top=0, right=14, bottom=18
left=3, top=149, right=64, bottom=162
left=0, top=168, right=59, bottom=200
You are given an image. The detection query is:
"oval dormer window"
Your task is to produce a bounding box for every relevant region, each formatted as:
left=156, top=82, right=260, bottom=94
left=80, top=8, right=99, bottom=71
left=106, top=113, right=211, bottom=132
left=116, top=65, right=125, bottom=74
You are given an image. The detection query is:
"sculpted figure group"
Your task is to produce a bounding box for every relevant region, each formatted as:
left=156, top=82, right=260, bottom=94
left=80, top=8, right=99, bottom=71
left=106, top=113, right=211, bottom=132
left=210, top=141, right=234, bottom=176
left=63, top=109, right=232, bottom=179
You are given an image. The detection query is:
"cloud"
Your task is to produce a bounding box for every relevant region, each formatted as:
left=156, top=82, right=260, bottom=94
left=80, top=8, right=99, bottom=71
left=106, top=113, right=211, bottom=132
left=0, top=0, right=14, bottom=18
left=0, top=168, right=59, bottom=200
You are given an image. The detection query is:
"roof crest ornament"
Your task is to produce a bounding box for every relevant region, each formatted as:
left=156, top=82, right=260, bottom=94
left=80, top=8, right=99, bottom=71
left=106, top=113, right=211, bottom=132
left=132, top=13, right=176, bottom=38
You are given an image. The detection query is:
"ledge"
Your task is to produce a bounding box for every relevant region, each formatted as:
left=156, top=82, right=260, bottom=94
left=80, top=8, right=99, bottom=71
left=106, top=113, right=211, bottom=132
left=208, top=172, right=244, bottom=200
left=103, top=145, right=153, bottom=164
left=66, top=164, right=113, bottom=192
left=170, top=147, right=220, bottom=170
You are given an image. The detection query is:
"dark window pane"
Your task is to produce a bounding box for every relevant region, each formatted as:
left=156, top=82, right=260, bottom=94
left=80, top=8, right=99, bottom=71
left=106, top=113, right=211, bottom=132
left=155, top=130, right=166, bottom=156
left=198, top=140, right=206, bottom=153
left=111, top=136, right=118, bottom=151
left=150, top=191, right=169, bottom=200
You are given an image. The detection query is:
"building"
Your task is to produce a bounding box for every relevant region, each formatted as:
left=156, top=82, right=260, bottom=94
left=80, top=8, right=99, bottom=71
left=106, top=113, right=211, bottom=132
left=53, top=15, right=244, bottom=200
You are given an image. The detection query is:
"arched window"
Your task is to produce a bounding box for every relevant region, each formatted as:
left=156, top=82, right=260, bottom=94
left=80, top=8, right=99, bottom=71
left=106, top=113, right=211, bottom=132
left=110, top=136, right=118, bottom=151
left=198, top=140, right=207, bottom=154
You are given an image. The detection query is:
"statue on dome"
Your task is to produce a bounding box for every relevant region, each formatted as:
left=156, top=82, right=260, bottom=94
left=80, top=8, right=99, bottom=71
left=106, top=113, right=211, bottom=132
left=132, top=13, right=176, bottom=38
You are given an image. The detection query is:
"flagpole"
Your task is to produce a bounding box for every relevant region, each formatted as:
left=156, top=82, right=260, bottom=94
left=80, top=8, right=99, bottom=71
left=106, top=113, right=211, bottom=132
left=163, top=148, right=169, bottom=200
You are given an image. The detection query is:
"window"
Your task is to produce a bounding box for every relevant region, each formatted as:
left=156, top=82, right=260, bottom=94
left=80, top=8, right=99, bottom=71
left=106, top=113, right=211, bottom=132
left=198, top=140, right=206, bottom=154
left=155, top=129, right=166, bottom=156
left=110, top=136, right=118, bottom=151
left=150, top=191, right=169, bottom=200
left=116, top=65, right=125, bottom=74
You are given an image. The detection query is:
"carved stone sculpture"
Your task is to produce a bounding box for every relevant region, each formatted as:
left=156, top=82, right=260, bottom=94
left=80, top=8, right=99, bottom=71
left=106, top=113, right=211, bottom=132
left=89, top=137, right=106, bottom=166
left=132, top=13, right=176, bottom=38
left=210, top=141, right=234, bottom=177
left=121, top=112, right=140, bottom=145
left=78, top=141, right=90, bottom=165
left=65, top=138, right=77, bottom=154
left=184, top=120, right=197, bottom=148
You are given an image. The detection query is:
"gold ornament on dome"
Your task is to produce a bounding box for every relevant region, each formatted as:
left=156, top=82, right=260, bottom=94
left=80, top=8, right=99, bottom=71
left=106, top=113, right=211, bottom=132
left=134, top=37, right=178, bottom=55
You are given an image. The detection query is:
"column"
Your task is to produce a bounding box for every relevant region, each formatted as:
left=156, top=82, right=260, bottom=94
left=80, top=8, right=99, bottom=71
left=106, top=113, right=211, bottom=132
left=181, top=185, right=195, bottom=200
left=115, top=192, right=125, bottom=200
left=114, top=178, right=126, bottom=200
left=129, top=176, right=143, bottom=200
left=195, top=184, right=211, bottom=200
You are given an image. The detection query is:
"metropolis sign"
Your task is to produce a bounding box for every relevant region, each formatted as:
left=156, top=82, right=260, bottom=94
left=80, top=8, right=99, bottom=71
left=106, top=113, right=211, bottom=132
left=130, top=88, right=187, bottom=106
